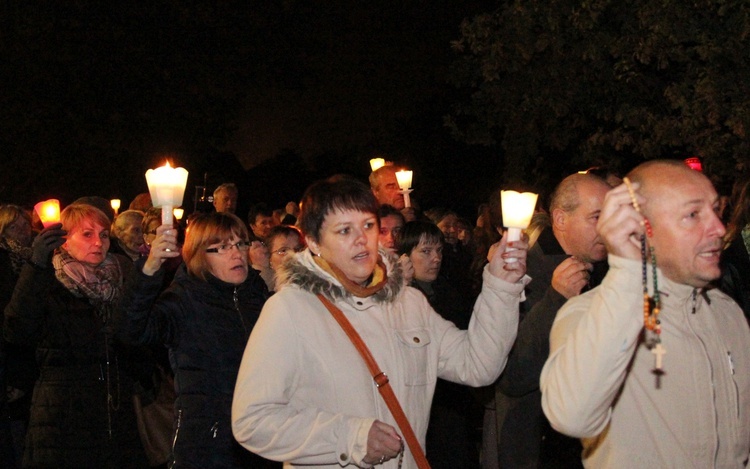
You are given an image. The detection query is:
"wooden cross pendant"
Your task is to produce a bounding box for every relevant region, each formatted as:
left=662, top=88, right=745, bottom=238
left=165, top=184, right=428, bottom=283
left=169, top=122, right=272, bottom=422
left=651, top=343, right=666, bottom=371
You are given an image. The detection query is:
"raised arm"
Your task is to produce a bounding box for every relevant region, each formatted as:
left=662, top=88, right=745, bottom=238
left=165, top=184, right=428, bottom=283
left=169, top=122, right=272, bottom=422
left=117, top=225, right=181, bottom=345
left=540, top=182, right=647, bottom=437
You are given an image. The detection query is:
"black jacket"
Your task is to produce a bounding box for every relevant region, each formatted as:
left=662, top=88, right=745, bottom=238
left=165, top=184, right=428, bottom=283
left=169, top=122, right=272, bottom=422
left=720, top=239, right=750, bottom=324
left=494, top=228, right=607, bottom=469
left=119, top=260, right=277, bottom=469
left=3, top=255, right=147, bottom=468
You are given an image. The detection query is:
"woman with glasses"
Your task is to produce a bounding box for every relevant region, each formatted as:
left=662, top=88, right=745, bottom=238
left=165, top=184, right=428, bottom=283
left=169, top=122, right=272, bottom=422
left=119, top=212, right=277, bottom=468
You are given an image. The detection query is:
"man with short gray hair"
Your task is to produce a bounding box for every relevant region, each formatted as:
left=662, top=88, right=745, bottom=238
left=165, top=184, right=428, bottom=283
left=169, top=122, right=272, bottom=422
left=213, top=183, right=238, bottom=214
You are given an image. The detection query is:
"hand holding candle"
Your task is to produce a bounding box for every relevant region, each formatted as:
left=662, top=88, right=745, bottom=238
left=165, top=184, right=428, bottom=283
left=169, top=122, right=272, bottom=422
left=500, top=190, right=538, bottom=263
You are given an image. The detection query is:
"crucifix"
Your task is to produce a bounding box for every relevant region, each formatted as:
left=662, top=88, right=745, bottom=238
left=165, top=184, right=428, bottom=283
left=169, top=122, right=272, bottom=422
left=651, top=342, right=666, bottom=388
left=651, top=343, right=666, bottom=371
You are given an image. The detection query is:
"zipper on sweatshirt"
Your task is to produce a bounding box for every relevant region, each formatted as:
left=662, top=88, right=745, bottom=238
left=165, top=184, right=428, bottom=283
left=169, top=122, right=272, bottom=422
left=233, top=287, right=248, bottom=335
left=692, top=289, right=697, bottom=314
left=170, top=408, right=183, bottom=468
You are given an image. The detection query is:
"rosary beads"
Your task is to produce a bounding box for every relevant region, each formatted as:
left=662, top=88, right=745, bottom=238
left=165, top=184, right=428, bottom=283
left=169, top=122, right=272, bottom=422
left=623, top=177, right=665, bottom=372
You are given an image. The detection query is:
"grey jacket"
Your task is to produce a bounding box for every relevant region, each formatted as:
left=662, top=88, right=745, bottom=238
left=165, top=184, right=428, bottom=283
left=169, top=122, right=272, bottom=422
left=541, top=255, right=750, bottom=468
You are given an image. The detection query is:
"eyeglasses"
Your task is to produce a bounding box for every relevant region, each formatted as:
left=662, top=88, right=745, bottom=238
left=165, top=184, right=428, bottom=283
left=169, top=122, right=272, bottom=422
left=205, top=241, right=251, bottom=254
left=271, top=246, right=304, bottom=256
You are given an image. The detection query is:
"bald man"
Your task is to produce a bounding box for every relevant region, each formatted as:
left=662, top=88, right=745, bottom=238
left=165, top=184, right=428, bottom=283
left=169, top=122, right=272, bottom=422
left=541, top=160, right=750, bottom=467
left=490, top=173, right=611, bottom=468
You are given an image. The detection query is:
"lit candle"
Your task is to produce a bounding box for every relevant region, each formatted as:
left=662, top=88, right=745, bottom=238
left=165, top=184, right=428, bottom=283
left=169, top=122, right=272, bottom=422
left=145, top=161, right=189, bottom=226
left=110, top=199, right=121, bottom=216
left=500, top=190, right=538, bottom=262
left=395, top=170, right=414, bottom=207
left=370, top=158, right=386, bottom=171
left=173, top=208, right=184, bottom=221
left=34, top=199, right=61, bottom=228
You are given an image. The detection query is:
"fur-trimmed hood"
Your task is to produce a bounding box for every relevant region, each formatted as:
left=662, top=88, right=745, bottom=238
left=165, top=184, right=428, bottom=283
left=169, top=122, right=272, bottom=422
left=275, top=248, right=404, bottom=303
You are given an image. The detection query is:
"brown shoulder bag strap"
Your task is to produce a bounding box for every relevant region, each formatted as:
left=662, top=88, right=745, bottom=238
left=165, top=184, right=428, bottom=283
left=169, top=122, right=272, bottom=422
left=316, top=294, right=431, bottom=469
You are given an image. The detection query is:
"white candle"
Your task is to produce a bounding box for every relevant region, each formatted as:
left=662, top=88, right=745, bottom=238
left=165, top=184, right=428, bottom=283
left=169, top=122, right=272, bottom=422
left=145, top=162, right=189, bottom=226
left=370, top=158, right=386, bottom=171
left=500, top=190, right=538, bottom=262
left=110, top=199, right=121, bottom=216
left=396, top=170, right=414, bottom=207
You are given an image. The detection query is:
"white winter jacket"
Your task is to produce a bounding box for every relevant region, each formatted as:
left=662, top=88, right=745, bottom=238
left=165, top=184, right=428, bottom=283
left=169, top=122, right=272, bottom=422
left=232, top=250, right=526, bottom=468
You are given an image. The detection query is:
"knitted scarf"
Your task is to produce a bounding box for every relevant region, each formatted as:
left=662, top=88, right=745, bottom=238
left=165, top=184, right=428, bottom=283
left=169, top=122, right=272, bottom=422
left=0, top=236, right=32, bottom=275
left=52, top=249, right=123, bottom=318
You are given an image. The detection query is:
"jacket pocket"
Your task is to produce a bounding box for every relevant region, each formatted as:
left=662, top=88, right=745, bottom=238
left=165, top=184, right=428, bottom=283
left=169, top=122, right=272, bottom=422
left=395, top=328, right=434, bottom=386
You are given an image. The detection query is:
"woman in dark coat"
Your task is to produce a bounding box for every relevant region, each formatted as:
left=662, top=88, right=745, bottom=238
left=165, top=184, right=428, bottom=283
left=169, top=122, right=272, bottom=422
left=119, top=212, right=278, bottom=468
left=0, top=204, right=36, bottom=467
left=3, top=203, right=147, bottom=468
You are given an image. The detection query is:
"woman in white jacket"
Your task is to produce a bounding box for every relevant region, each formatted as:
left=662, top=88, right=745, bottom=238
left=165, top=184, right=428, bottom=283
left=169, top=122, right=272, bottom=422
left=232, top=177, right=528, bottom=468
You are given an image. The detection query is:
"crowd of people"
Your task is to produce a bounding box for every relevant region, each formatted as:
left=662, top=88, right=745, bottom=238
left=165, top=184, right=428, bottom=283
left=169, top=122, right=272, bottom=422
left=0, top=159, right=749, bottom=468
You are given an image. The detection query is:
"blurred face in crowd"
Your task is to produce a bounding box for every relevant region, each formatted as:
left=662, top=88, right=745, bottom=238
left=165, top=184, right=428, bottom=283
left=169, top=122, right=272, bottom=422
left=213, top=188, right=238, bottom=214
left=410, top=237, right=443, bottom=283
left=379, top=215, right=404, bottom=251
left=437, top=214, right=459, bottom=245
left=205, top=235, right=249, bottom=285
left=248, top=239, right=270, bottom=268
left=372, top=168, right=405, bottom=210
left=64, top=218, right=111, bottom=267
left=640, top=164, right=726, bottom=288
left=143, top=220, right=160, bottom=247
left=4, top=216, right=33, bottom=247
left=456, top=221, right=472, bottom=246
left=307, top=209, right=379, bottom=285
left=554, top=178, right=610, bottom=263
left=114, top=213, right=144, bottom=254
left=251, top=214, right=274, bottom=239
left=269, top=233, right=304, bottom=271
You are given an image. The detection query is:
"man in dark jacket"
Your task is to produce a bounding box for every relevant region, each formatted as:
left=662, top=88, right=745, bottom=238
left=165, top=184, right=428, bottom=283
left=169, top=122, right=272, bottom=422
left=487, top=173, right=610, bottom=468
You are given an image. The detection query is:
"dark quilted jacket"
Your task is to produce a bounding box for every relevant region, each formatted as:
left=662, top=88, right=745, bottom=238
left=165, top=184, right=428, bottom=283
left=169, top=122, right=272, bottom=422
left=119, top=260, right=277, bottom=468
left=3, top=256, right=147, bottom=468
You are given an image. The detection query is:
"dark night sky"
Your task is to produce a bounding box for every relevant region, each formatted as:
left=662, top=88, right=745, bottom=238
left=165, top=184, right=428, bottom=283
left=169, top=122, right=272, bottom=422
left=0, top=1, right=500, bottom=212
left=225, top=2, right=497, bottom=168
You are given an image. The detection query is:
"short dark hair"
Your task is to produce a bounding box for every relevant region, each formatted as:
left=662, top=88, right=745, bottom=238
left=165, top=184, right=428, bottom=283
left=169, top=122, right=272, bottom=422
left=377, top=204, right=405, bottom=224
left=397, top=221, right=444, bottom=257
left=299, top=178, right=379, bottom=242
left=423, top=207, right=456, bottom=225
left=266, top=224, right=303, bottom=249
left=247, top=203, right=272, bottom=226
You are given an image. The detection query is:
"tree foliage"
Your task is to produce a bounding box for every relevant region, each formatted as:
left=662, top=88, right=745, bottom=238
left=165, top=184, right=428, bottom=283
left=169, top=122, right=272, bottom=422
left=447, top=0, right=750, bottom=185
